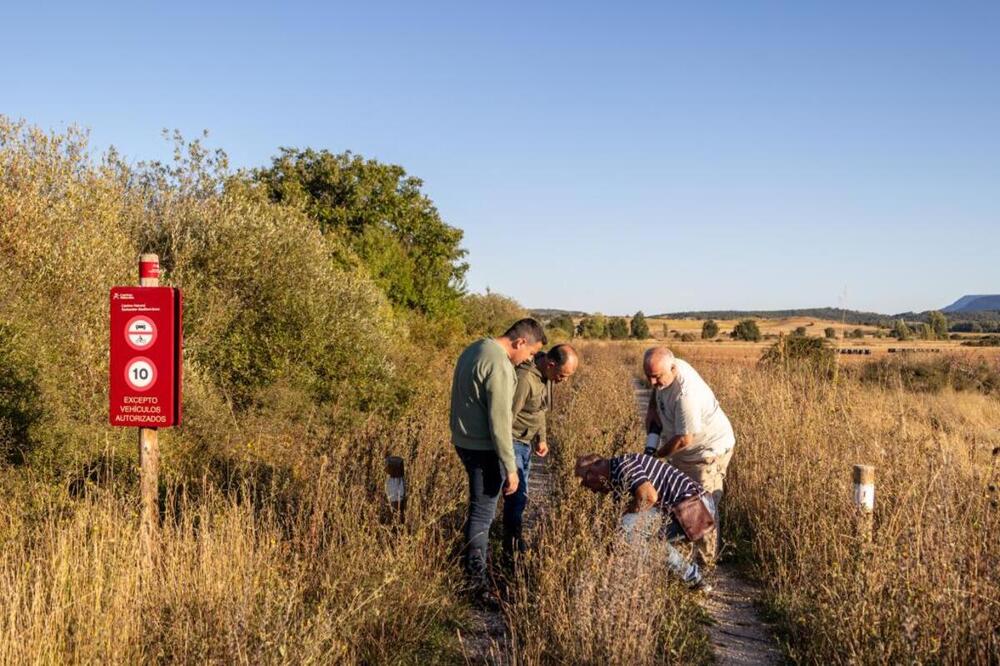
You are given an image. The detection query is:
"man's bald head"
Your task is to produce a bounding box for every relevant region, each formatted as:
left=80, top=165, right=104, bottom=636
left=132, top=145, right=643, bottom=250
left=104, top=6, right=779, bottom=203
left=643, top=347, right=678, bottom=389
left=541, top=344, right=579, bottom=383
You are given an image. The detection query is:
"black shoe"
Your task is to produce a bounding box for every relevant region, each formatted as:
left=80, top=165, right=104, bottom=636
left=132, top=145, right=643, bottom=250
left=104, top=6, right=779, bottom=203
left=469, top=586, right=503, bottom=612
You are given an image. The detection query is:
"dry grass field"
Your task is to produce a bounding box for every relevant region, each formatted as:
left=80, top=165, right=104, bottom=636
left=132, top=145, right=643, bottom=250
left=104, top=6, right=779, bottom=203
left=1, top=339, right=998, bottom=663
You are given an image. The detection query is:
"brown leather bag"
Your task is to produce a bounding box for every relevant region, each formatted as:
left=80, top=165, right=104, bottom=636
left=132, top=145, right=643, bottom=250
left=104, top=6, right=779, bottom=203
left=670, top=494, right=715, bottom=542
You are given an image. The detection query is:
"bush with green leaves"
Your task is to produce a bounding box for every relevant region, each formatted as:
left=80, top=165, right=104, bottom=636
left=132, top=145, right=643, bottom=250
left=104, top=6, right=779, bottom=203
left=607, top=317, right=629, bottom=340
left=892, top=319, right=913, bottom=340
left=702, top=320, right=719, bottom=339
left=760, top=335, right=837, bottom=379
left=254, top=148, right=468, bottom=318
left=824, top=327, right=836, bottom=339
left=577, top=314, right=608, bottom=339
left=928, top=311, right=949, bottom=340
left=547, top=314, right=576, bottom=338
left=0, top=323, right=44, bottom=464
left=731, top=319, right=762, bottom=342
left=792, top=326, right=807, bottom=337
left=0, top=119, right=398, bottom=473
left=460, top=291, right=527, bottom=337
left=629, top=311, right=650, bottom=339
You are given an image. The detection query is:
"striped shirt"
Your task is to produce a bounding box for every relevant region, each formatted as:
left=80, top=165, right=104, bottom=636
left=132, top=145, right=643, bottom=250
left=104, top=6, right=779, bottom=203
left=609, top=453, right=703, bottom=512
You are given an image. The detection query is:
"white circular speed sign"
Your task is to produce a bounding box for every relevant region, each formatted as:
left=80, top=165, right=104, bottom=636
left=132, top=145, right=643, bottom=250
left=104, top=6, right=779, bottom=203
left=125, top=357, right=157, bottom=391
left=125, top=316, right=157, bottom=350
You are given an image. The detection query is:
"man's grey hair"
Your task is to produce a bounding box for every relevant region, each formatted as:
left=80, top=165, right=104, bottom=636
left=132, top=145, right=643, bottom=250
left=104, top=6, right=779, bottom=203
left=643, top=347, right=675, bottom=367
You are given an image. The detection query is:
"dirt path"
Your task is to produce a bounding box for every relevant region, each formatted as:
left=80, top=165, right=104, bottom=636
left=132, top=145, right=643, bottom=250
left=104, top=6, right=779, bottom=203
left=457, top=450, right=556, bottom=664
left=633, top=380, right=784, bottom=665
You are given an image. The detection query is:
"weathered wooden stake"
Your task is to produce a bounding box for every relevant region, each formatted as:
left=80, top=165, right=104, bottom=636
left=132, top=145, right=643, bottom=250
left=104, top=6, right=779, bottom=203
left=139, top=253, right=160, bottom=559
left=852, top=464, right=875, bottom=542
left=385, top=455, right=406, bottom=524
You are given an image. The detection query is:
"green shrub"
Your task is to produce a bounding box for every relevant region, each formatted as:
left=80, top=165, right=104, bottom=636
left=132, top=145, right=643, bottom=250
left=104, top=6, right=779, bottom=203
left=702, top=320, right=719, bottom=339
left=859, top=357, right=1000, bottom=395
left=460, top=291, right=526, bottom=337
left=824, top=327, right=836, bottom=339
left=759, top=335, right=837, bottom=379
left=0, top=323, right=44, bottom=464
left=629, top=311, right=650, bottom=339
left=607, top=317, right=629, bottom=340
left=731, top=319, right=761, bottom=342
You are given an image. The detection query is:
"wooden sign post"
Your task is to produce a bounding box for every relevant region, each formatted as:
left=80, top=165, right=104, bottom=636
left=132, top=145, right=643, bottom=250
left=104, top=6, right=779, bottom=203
left=109, top=253, right=182, bottom=563
left=852, top=464, right=875, bottom=542
left=385, top=456, right=406, bottom=524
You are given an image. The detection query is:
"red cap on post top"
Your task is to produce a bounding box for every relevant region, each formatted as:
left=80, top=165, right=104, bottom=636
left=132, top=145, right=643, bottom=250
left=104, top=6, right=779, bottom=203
left=139, top=256, right=160, bottom=279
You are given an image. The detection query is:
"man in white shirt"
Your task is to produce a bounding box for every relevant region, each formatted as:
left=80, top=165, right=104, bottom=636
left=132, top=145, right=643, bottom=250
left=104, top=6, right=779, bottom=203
left=642, top=347, right=735, bottom=566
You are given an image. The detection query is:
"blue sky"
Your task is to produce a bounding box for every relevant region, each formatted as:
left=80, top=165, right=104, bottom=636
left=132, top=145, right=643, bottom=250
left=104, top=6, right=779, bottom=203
left=3, top=1, right=998, bottom=314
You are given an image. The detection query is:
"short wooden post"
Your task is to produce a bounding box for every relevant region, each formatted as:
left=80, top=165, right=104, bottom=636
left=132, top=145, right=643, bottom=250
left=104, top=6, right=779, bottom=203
left=852, top=464, right=875, bottom=542
left=139, top=253, right=160, bottom=559
left=385, top=456, right=406, bottom=524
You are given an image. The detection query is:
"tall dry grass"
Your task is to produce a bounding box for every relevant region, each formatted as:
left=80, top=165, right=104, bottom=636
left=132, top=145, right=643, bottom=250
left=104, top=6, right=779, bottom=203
left=703, top=356, right=1000, bottom=664
left=506, top=343, right=713, bottom=665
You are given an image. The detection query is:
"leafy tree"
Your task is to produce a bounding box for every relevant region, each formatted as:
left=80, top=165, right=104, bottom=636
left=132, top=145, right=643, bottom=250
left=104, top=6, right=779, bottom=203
left=702, top=320, right=720, bottom=339
left=548, top=314, right=576, bottom=338
left=577, top=314, right=608, bottom=339
left=893, top=319, right=913, bottom=340
left=461, top=291, right=527, bottom=337
left=760, top=336, right=837, bottom=380
left=792, top=326, right=808, bottom=337
left=824, top=327, right=836, bottom=339
left=608, top=317, right=630, bottom=340
left=731, top=319, right=762, bottom=342
left=851, top=328, right=865, bottom=339
left=919, top=323, right=934, bottom=340
left=254, top=148, right=468, bottom=317
left=630, top=311, right=650, bottom=339
left=928, top=311, right=949, bottom=340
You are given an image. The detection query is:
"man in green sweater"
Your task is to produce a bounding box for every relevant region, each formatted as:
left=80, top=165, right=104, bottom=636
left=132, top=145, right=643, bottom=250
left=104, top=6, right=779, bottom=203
left=450, top=318, right=547, bottom=601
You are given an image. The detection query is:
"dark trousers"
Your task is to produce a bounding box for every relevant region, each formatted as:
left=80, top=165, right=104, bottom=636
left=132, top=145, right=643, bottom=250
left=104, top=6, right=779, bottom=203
left=502, top=441, right=532, bottom=561
left=455, top=447, right=504, bottom=589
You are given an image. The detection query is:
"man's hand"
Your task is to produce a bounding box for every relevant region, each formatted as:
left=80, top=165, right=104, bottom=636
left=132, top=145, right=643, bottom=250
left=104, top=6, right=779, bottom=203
left=656, top=434, right=694, bottom=457
left=504, top=471, right=520, bottom=495
left=534, top=440, right=549, bottom=457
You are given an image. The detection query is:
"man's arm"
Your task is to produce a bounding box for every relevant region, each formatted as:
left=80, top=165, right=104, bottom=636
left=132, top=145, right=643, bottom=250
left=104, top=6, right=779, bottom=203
left=655, top=434, right=694, bottom=457
left=484, top=366, right=518, bottom=494
left=627, top=480, right=659, bottom=513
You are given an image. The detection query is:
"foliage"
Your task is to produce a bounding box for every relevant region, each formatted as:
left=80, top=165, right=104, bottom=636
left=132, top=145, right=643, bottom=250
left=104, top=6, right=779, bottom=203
left=459, top=291, right=527, bottom=337
left=928, top=311, right=948, bottom=339
left=701, top=320, right=719, bottom=339
left=0, top=323, right=44, bottom=464
left=547, top=314, right=576, bottom=338
left=759, top=335, right=837, bottom=379
left=576, top=313, right=608, bottom=339
left=858, top=356, right=1000, bottom=395
left=730, top=319, right=761, bottom=342
left=629, top=311, right=650, bottom=339
left=824, top=327, right=836, bottom=339
left=892, top=319, right=913, bottom=340
left=607, top=317, right=630, bottom=340
left=254, top=148, right=468, bottom=317
left=792, top=326, right=807, bottom=337
left=962, top=335, right=1000, bottom=347
left=680, top=332, right=696, bottom=342
left=851, top=328, right=865, bottom=339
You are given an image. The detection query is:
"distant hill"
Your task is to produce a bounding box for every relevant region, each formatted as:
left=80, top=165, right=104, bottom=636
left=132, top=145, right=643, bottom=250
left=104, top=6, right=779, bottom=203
left=654, top=307, right=892, bottom=326
left=530, top=308, right=588, bottom=320
left=942, top=295, right=1000, bottom=313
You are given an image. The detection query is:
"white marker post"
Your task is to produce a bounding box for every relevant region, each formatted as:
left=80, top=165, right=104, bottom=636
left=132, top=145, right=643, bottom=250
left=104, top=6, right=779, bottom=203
left=139, top=253, right=160, bottom=561
left=385, top=456, right=406, bottom=524
left=852, top=464, right=875, bottom=542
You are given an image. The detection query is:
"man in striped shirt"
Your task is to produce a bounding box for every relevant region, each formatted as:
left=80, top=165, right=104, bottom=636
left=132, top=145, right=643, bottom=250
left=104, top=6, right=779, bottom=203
left=575, top=452, right=715, bottom=589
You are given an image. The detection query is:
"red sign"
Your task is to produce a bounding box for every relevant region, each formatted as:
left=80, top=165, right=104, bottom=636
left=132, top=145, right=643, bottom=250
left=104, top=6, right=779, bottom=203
left=109, top=287, right=182, bottom=427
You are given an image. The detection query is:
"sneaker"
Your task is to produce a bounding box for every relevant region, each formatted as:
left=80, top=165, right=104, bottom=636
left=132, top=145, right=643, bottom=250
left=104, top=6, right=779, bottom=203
left=689, top=578, right=714, bottom=594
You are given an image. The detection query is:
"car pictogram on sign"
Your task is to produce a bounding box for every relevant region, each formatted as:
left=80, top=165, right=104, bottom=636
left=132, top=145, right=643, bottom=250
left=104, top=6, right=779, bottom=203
left=126, top=315, right=158, bottom=350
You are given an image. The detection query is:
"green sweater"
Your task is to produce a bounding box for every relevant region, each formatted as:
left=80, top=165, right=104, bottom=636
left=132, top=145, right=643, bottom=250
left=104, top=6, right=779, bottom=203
left=449, top=338, right=517, bottom=474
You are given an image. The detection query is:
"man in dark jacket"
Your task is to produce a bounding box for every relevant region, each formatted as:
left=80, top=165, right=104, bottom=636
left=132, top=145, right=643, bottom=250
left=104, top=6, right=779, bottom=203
left=503, top=344, right=578, bottom=561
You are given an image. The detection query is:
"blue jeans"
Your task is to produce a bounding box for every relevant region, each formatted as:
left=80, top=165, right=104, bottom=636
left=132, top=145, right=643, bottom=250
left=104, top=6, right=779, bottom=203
left=455, top=447, right=505, bottom=589
left=619, top=495, right=718, bottom=586
left=502, top=441, right=532, bottom=560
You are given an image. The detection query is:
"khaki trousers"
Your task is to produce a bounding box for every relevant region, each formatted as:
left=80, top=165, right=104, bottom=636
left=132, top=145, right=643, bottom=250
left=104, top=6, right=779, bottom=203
left=668, top=447, right=734, bottom=566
